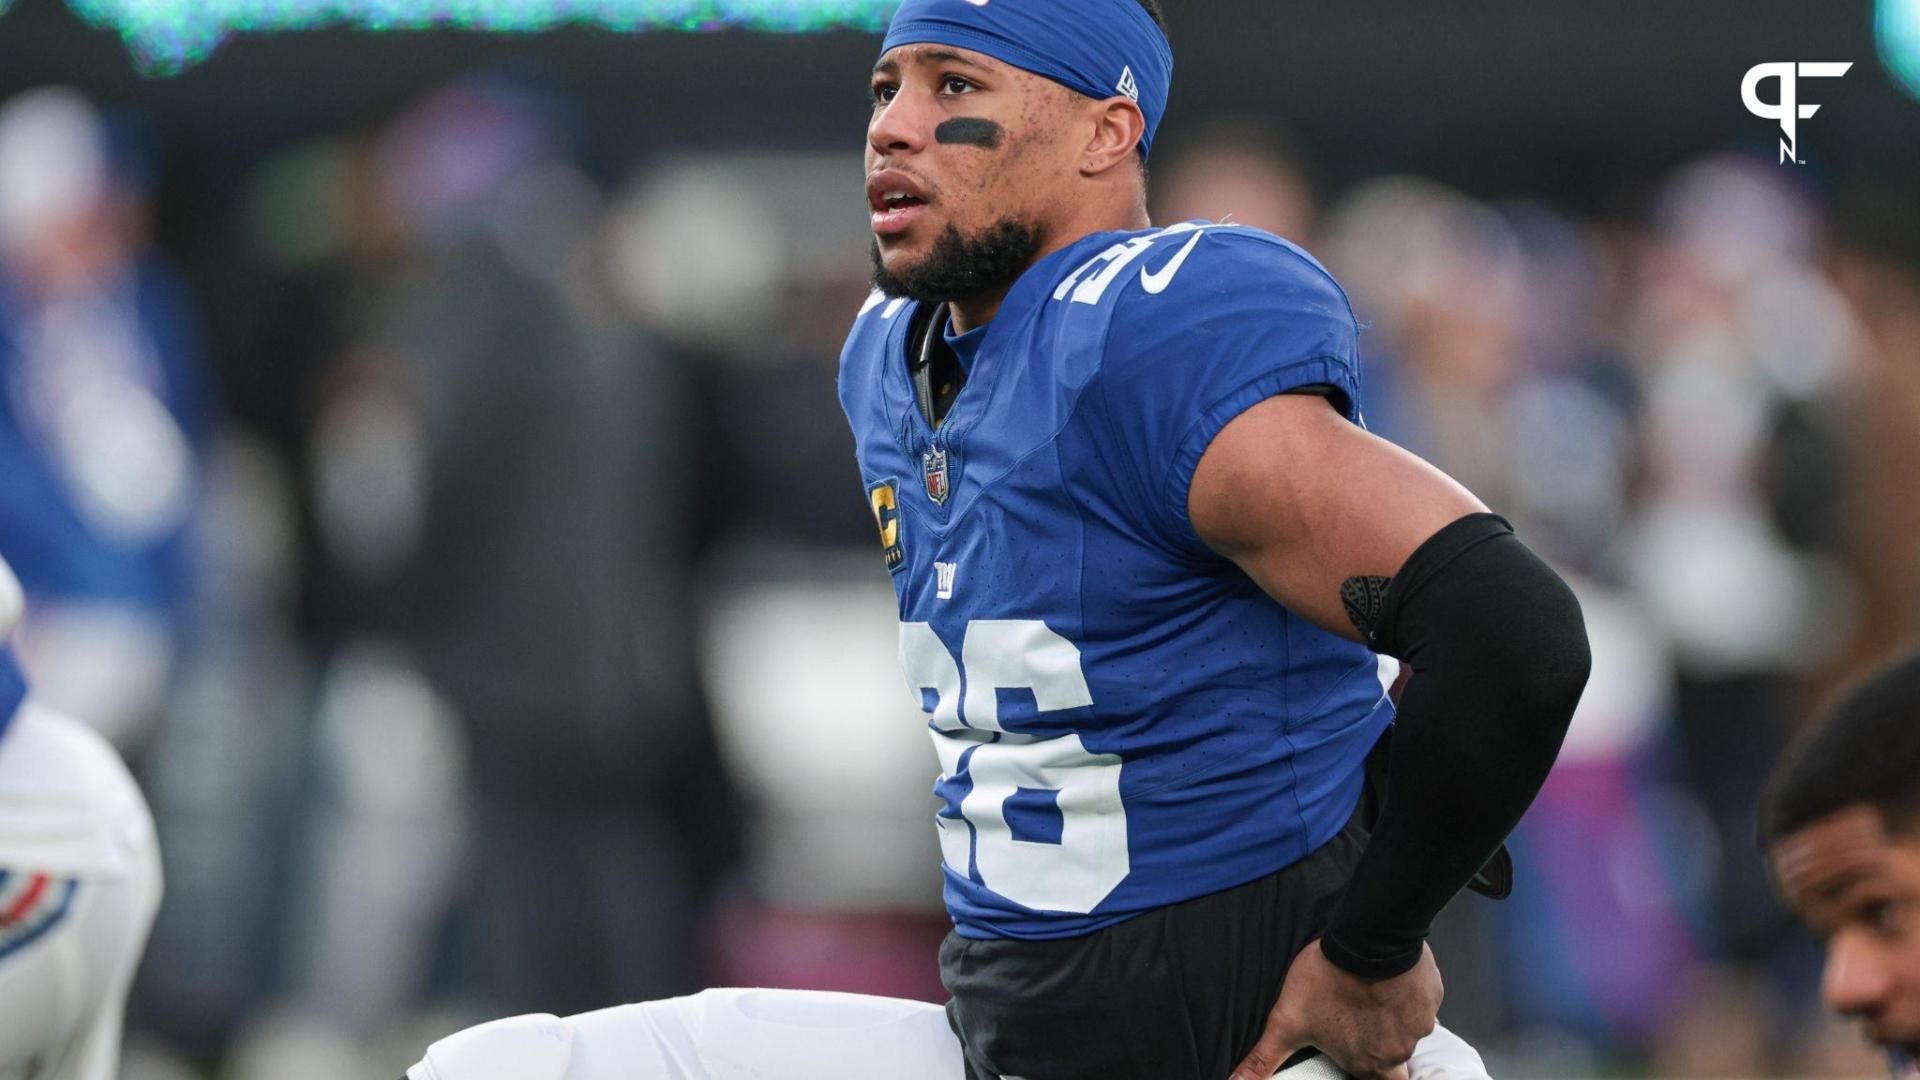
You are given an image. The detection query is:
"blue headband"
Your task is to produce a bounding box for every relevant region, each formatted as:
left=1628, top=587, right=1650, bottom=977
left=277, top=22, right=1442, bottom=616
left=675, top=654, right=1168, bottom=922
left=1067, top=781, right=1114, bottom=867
left=882, top=0, right=1174, bottom=159
left=0, top=650, right=24, bottom=743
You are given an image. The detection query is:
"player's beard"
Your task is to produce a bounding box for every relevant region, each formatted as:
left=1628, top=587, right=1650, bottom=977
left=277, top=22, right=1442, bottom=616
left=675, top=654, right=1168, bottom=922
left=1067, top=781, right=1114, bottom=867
left=869, top=217, right=1044, bottom=304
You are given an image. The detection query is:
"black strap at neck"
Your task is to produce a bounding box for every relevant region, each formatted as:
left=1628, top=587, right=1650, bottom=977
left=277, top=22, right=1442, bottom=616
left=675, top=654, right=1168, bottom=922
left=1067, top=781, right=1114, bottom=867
left=909, top=303, right=967, bottom=429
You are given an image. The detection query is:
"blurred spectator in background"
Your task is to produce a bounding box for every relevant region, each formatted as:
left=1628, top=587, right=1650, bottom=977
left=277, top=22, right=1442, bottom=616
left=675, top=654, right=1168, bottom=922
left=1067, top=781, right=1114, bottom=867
left=1622, top=156, right=1866, bottom=1077
left=0, top=86, right=212, bottom=750
left=253, top=75, right=742, bottom=1064
left=113, top=75, right=749, bottom=1079
left=1153, top=119, right=1319, bottom=245
left=1825, top=186, right=1920, bottom=688
left=1320, top=177, right=1628, bottom=528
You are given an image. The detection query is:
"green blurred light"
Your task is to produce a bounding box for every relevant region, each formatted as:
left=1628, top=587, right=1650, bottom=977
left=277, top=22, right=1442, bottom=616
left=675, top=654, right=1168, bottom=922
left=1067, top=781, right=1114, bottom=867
left=1881, top=0, right=1920, bottom=101
left=64, top=0, right=902, bottom=75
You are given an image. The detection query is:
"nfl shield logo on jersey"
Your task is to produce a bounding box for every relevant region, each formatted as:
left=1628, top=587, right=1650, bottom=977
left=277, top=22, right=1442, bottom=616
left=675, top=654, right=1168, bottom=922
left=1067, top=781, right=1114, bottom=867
left=923, top=445, right=951, bottom=505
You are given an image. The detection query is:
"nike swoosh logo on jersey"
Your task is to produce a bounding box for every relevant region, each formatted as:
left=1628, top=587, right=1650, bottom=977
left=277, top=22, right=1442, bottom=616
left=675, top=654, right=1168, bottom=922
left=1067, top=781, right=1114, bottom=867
left=1139, top=229, right=1205, bottom=294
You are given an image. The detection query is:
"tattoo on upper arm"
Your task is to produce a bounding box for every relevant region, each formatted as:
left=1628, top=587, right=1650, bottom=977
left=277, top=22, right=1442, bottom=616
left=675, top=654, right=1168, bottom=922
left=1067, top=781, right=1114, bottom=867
left=1342, top=576, right=1392, bottom=641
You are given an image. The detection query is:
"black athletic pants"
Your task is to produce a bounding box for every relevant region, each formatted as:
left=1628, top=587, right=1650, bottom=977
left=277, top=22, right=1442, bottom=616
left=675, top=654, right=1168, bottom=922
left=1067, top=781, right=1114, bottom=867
left=941, top=798, right=1368, bottom=1080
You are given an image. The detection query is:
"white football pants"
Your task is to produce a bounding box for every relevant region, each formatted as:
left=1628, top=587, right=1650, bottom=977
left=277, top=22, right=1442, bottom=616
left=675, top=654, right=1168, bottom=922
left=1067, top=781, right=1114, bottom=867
left=407, top=987, right=1492, bottom=1080
left=0, top=703, right=163, bottom=1080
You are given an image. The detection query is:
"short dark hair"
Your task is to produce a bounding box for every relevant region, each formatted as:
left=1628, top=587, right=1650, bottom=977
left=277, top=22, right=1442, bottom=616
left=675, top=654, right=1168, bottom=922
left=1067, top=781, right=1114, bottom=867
left=1760, top=649, right=1920, bottom=849
left=1137, top=0, right=1169, bottom=38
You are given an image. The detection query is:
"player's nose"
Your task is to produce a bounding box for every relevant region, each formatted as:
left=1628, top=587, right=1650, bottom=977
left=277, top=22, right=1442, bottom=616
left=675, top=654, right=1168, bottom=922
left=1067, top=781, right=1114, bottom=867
left=1823, top=934, right=1895, bottom=1021
left=868, top=92, right=931, bottom=158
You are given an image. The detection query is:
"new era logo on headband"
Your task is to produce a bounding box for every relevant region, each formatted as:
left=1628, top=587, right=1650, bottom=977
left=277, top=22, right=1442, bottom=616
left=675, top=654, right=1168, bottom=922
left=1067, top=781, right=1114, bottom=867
left=1116, top=66, right=1139, bottom=100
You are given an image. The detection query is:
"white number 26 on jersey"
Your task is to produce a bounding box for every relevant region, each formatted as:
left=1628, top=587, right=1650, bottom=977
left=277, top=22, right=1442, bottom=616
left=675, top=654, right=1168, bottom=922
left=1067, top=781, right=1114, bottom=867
left=898, top=621, right=1129, bottom=914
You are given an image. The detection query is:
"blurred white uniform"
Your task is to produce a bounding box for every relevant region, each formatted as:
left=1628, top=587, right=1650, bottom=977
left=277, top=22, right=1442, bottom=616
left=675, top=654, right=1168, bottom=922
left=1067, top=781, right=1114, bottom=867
left=407, top=988, right=1491, bottom=1080
left=0, top=559, right=162, bottom=1080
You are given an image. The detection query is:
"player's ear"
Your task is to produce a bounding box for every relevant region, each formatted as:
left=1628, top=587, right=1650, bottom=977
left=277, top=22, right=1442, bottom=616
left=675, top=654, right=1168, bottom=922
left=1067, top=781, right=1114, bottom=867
left=1081, top=97, right=1146, bottom=177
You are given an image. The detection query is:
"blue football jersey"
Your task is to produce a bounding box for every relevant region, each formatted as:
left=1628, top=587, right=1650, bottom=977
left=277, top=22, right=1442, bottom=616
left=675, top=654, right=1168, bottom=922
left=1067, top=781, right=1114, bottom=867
left=838, top=222, right=1397, bottom=940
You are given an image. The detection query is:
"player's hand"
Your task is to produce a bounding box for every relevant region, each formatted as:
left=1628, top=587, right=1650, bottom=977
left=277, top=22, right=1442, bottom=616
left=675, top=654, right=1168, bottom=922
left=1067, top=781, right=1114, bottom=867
left=1226, top=938, right=1443, bottom=1080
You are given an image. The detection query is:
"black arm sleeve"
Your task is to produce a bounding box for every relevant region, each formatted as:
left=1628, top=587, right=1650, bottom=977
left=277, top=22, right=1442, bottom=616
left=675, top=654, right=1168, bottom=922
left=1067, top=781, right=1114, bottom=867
left=1319, top=513, right=1591, bottom=980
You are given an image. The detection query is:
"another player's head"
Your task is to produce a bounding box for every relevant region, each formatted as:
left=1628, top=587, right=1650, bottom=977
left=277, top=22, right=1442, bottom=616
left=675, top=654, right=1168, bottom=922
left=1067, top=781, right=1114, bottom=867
left=866, top=0, right=1172, bottom=306
left=1762, top=650, right=1920, bottom=1069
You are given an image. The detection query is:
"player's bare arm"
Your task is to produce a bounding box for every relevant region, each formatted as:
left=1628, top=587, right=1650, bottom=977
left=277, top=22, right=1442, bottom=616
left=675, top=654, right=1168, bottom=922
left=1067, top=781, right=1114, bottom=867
left=1190, top=395, right=1485, bottom=641
left=1193, top=396, right=1592, bottom=1080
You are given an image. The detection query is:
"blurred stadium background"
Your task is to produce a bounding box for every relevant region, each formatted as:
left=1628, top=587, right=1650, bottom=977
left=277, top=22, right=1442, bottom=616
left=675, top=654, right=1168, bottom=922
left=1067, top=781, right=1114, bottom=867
left=0, top=0, right=1918, bottom=1075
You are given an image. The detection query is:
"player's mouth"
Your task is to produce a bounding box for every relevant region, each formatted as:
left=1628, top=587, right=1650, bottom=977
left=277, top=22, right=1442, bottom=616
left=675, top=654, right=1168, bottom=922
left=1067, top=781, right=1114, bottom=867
left=868, top=170, right=932, bottom=237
